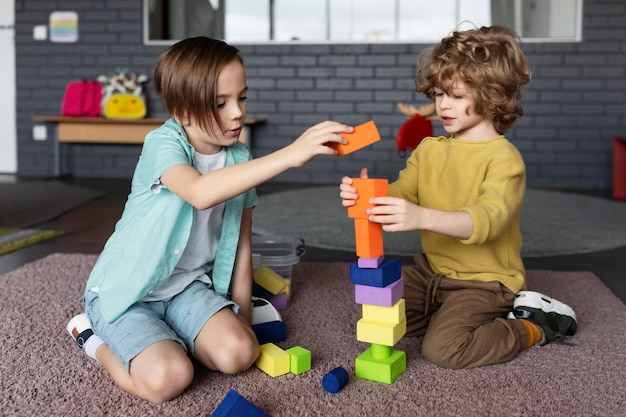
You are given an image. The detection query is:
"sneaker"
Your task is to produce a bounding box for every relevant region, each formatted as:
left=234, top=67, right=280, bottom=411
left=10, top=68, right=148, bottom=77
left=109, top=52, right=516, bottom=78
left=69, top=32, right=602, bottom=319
left=251, top=296, right=282, bottom=325
left=509, top=291, right=577, bottom=346
left=66, top=313, right=94, bottom=349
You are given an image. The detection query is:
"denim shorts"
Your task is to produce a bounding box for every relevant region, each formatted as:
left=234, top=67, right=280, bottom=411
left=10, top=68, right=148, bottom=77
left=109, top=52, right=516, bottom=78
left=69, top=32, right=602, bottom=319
left=85, top=281, right=237, bottom=372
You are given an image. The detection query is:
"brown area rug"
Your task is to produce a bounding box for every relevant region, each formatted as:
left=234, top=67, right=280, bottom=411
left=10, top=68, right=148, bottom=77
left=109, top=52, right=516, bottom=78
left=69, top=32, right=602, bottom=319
left=1, top=254, right=625, bottom=417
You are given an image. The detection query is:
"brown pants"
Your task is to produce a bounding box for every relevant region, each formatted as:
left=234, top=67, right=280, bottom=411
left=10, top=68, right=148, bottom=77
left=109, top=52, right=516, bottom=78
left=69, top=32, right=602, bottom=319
left=403, top=253, right=528, bottom=369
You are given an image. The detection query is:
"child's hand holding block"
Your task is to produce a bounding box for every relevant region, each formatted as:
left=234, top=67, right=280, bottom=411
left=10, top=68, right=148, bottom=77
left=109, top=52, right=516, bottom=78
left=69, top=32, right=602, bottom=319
left=347, top=178, right=389, bottom=219
left=333, top=120, right=380, bottom=156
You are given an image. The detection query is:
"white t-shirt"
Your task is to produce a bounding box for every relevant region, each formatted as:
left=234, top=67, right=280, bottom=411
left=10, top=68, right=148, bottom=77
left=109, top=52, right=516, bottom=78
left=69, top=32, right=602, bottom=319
left=142, top=148, right=226, bottom=301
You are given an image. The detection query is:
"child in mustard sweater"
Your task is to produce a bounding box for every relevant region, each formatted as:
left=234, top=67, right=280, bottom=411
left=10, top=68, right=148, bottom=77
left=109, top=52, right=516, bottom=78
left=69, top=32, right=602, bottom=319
left=340, top=26, right=577, bottom=368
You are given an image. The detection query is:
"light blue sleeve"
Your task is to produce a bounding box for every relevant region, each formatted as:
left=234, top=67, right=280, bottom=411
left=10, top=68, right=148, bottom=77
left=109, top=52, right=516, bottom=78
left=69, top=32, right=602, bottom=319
left=135, top=122, right=194, bottom=188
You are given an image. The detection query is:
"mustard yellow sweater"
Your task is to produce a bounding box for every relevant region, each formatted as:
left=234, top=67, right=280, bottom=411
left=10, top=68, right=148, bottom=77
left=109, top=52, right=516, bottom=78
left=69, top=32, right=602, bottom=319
left=388, top=136, right=527, bottom=293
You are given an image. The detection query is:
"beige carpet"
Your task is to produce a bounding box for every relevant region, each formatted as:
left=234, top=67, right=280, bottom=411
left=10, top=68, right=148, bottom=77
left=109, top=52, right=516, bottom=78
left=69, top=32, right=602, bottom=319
left=1, top=254, right=625, bottom=416
left=252, top=186, right=626, bottom=257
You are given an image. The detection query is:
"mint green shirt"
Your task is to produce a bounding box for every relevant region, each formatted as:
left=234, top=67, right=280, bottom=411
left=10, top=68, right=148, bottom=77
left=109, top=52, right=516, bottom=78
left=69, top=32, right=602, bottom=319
left=85, top=118, right=258, bottom=323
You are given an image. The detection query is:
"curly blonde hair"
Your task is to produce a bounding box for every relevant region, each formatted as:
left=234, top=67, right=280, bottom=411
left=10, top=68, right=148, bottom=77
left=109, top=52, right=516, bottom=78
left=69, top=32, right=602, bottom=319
left=415, top=26, right=531, bottom=134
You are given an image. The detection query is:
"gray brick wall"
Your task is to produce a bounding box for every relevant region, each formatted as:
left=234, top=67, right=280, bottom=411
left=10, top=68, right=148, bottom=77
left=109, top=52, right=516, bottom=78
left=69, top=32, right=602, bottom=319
left=15, top=0, right=626, bottom=191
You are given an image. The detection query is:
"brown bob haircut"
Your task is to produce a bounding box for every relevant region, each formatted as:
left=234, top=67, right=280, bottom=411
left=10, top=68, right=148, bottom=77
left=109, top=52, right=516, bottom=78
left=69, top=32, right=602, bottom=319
left=415, top=26, right=531, bottom=135
left=153, top=36, right=243, bottom=137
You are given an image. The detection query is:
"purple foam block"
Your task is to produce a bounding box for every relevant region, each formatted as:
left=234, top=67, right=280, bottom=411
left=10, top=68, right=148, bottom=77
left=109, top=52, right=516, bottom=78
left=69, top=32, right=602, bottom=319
left=355, top=278, right=404, bottom=306
left=270, top=292, right=289, bottom=310
left=358, top=255, right=384, bottom=268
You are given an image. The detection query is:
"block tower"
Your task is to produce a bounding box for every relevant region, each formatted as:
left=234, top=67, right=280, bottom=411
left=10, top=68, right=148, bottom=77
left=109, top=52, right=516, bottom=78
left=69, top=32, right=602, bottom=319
left=348, top=178, right=407, bottom=384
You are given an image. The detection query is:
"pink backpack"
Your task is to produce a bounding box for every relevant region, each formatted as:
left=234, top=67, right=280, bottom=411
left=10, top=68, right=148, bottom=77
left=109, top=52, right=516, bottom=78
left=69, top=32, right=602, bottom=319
left=61, top=78, right=103, bottom=117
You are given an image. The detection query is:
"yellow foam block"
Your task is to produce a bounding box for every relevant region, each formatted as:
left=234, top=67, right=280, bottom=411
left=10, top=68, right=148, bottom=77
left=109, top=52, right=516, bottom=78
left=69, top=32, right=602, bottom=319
left=282, top=277, right=291, bottom=297
left=356, top=318, right=407, bottom=346
left=361, top=299, right=406, bottom=324
left=254, top=266, right=287, bottom=295
left=255, top=343, right=290, bottom=377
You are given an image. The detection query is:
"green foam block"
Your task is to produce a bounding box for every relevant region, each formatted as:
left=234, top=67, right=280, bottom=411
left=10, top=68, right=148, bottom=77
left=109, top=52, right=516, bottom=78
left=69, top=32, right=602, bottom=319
left=286, top=346, right=311, bottom=375
left=355, top=346, right=406, bottom=384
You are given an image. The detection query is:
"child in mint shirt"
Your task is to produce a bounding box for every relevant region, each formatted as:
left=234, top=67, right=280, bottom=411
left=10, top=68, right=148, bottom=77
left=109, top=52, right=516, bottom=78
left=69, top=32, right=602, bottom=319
left=67, top=36, right=353, bottom=403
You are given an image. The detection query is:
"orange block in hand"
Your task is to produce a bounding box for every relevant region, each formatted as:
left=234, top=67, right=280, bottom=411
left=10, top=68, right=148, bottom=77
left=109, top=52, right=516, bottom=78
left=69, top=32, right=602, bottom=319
left=347, top=178, right=388, bottom=219
left=354, top=218, right=384, bottom=258
left=333, top=120, right=381, bottom=157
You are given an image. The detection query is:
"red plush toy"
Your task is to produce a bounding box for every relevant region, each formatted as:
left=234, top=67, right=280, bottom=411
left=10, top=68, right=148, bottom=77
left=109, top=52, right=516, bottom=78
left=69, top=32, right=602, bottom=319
left=396, top=102, right=438, bottom=157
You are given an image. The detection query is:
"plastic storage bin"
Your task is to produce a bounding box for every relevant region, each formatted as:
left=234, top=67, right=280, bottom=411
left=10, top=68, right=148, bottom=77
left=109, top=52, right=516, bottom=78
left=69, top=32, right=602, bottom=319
left=252, top=235, right=304, bottom=309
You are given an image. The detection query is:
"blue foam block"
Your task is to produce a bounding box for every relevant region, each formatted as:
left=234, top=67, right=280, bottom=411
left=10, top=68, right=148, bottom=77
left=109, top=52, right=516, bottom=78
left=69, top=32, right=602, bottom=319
left=211, top=389, right=268, bottom=417
left=252, top=320, right=286, bottom=345
left=322, top=367, right=350, bottom=393
left=253, top=282, right=274, bottom=300
left=349, top=259, right=402, bottom=288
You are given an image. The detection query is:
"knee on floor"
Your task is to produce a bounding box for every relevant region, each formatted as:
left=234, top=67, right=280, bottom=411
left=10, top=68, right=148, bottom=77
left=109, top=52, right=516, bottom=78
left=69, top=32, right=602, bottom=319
left=141, top=357, right=194, bottom=404
left=213, top=331, right=260, bottom=374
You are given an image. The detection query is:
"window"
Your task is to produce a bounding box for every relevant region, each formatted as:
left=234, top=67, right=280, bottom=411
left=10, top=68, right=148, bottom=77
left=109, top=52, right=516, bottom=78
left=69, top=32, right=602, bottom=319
left=144, top=0, right=582, bottom=45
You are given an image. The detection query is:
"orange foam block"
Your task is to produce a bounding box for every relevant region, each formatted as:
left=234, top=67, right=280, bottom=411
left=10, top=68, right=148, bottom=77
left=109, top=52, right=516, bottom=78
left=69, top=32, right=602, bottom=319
left=333, top=120, right=381, bottom=157
left=347, top=178, right=388, bottom=219
left=354, top=218, right=383, bottom=258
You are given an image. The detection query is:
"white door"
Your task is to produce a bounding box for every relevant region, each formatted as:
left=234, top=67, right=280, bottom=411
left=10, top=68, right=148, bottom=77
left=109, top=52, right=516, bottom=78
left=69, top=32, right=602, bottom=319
left=0, top=0, right=16, bottom=173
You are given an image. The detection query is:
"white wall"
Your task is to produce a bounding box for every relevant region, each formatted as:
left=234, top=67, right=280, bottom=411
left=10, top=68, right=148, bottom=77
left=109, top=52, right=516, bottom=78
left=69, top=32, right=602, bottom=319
left=0, top=0, right=16, bottom=173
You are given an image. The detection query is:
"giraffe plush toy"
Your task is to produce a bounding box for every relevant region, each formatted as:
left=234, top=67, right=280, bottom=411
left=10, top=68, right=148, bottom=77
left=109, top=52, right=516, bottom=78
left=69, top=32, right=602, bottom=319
left=97, top=68, right=149, bottom=119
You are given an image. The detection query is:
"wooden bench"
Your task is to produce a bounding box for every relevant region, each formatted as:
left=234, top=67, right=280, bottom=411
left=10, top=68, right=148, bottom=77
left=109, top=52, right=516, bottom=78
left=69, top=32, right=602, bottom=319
left=32, top=116, right=265, bottom=176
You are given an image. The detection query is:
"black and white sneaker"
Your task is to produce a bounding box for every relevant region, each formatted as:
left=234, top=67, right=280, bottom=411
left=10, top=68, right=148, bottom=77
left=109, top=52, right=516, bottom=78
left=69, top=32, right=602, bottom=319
left=508, top=291, right=577, bottom=345
left=66, top=313, right=95, bottom=349
left=251, top=296, right=282, bottom=325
